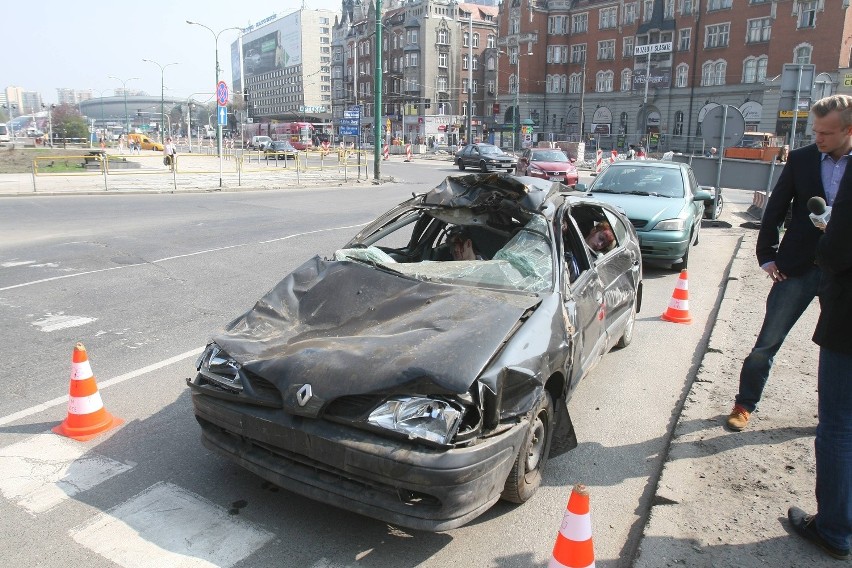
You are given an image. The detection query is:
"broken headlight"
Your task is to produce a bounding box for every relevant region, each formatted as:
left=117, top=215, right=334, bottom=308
left=196, top=343, right=244, bottom=392
left=367, top=397, right=463, bottom=445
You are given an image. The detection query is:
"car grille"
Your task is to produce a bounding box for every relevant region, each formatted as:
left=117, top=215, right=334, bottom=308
left=629, top=218, right=649, bottom=229
left=194, top=369, right=283, bottom=407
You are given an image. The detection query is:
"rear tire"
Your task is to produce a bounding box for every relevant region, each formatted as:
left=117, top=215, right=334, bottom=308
left=615, top=297, right=637, bottom=349
left=480, top=161, right=489, bottom=173
left=501, top=390, right=554, bottom=504
left=457, top=159, right=466, bottom=171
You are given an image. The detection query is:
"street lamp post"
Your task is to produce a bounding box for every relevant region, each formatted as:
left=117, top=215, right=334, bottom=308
left=466, top=11, right=473, bottom=144
left=108, top=75, right=139, bottom=135
left=143, top=59, right=178, bottom=142
left=373, top=0, right=383, bottom=181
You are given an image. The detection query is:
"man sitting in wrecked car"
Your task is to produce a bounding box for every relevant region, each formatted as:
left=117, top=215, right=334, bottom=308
left=585, top=220, right=616, bottom=253
left=449, top=226, right=483, bottom=261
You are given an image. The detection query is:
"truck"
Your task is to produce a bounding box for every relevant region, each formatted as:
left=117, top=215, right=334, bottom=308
left=724, top=132, right=787, bottom=162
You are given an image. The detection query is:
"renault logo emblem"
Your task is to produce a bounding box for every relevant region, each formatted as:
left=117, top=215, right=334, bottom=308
left=296, top=384, right=313, bottom=407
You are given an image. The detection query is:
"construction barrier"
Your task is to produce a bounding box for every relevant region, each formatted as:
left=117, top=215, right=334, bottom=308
left=610, top=149, right=617, bottom=163
left=404, top=144, right=413, bottom=162
left=595, top=149, right=603, bottom=173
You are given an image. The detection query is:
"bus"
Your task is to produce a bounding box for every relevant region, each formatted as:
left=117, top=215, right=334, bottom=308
left=0, top=123, right=9, bottom=143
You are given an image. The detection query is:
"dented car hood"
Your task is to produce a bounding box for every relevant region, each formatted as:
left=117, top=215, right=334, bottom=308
left=212, top=256, right=541, bottom=399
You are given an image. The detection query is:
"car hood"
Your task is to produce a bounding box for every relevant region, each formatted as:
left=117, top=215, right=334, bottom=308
left=589, top=193, right=688, bottom=226
left=211, top=256, right=541, bottom=400
left=530, top=160, right=575, bottom=171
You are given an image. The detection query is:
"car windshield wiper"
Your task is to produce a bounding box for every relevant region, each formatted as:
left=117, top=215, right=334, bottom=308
left=591, top=188, right=620, bottom=193
left=626, top=190, right=675, bottom=197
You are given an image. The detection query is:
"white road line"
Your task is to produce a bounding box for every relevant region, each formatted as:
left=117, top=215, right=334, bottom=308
left=0, top=347, right=204, bottom=427
left=71, top=482, right=274, bottom=568
left=0, top=433, right=133, bottom=514
left=0, top=222, right=367, bottom=292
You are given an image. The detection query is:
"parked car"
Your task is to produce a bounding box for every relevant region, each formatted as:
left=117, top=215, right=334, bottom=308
left=455, top=143, right=518, bottom=172
left=264, top=140, right=298, bottom=160
left=188, top=174, right=643, bottom=532
left=576, top=160, right=712, bottom=270
left=516, top=148, right=579, bottom=187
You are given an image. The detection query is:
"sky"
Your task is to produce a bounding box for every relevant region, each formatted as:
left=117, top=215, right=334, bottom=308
left=5, top=0, right=343, bottom=105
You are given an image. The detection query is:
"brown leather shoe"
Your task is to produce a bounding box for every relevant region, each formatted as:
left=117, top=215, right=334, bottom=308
left=788, top=507, right=851, bottom=560
left=726, top=404, right=751, bottom=431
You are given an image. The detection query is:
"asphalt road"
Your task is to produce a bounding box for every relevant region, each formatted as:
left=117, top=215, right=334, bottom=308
left=0, top=161, right=746, bottom=567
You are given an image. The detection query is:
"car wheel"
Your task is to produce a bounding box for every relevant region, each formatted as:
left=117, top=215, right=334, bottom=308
left=480, top=161, right=489, bottom=173
left=615, top=296, right=637, bottom=349
left=457, top=159, right=466, bottom=171
left=672, top=241, right=690, bottom=271
left=706, top=194, right=724, bottom=219
left=501, top=390, right=554, bottom=504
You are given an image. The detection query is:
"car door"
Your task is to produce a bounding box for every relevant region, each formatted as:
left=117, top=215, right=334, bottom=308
left=559, top=206, right=606, bottom=386
left=596, top=207, right=641, bottom=349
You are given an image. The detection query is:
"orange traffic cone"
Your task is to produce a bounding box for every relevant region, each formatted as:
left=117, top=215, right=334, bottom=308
left=550, top=484, right=595, bottom=568
left=661, top=269, right=692, bottom=324
left=53, top=343, right=123, bottom=441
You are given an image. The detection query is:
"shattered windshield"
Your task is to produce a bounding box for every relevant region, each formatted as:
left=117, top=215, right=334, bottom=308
left=334, top=214, right=553, bottom=293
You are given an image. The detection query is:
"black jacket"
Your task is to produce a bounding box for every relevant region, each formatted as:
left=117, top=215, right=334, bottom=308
left=756, top=144, right=843, bottom=275
left=813, top=172, right=852, bottom=355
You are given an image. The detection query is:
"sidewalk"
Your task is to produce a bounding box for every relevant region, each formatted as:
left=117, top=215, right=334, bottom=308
left=634, top=228, right=833, bottom=566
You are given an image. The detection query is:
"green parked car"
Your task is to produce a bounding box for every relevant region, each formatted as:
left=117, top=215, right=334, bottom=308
left=575, top=160, right=713, bottom=270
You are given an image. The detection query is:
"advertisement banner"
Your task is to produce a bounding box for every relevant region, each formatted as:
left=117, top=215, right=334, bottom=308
left=632, top=69, right=671, bottom=90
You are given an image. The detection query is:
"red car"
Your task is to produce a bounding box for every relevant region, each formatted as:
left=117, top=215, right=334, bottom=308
left=516, top=148, right=578, bottom=187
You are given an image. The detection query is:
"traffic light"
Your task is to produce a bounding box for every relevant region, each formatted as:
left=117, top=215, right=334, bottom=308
left=425, top=98, right=431, bottom=109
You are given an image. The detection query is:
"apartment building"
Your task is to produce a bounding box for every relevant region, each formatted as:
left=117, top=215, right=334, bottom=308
left=497, top=0, right=852, bottom=152
left=331, top=0, right=499, bottom=145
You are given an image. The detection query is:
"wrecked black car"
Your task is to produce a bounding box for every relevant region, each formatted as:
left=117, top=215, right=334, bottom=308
left=188, top=174, right=643, bottom=531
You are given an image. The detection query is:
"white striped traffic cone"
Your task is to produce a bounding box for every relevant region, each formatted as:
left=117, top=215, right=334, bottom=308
left=52, top=343, right=123, bottom=441
left=661, top=269, right=692, bottom=324
left=549, top=484, right=595, bottom=568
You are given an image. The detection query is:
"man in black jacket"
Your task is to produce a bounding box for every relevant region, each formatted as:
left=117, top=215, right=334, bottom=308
left=787, top=128, right=852, bottom=560
left=727, top=95, right=852, bottom=431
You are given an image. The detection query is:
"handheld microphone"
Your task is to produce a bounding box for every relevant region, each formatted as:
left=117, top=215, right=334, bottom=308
left=808, top=196, right=832, bottom=229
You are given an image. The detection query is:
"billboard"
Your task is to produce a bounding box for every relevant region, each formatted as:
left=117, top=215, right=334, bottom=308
left=232, top=12, right=303, bottom=85
left=632, top=69, right=672, bottom=90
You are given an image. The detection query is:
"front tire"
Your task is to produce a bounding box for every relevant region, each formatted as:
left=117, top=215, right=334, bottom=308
left=672, top=241, right=690, bottom=271
left=501, top=390, right=554, bottom=504
left=457, top=159, right=466, bottom=171
left=480, top=161, right=489, bottom=173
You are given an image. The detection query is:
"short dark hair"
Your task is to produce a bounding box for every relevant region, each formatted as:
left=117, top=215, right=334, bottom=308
left=811, top=95, right=852, bottom=128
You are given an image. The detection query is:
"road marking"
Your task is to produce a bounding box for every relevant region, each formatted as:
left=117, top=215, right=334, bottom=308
left=71, top=482, right=274, bottom=568
left=0, top=433, right=133, bottom=514
left=0, top=347, right=204, bottom=427
left=32, top=313, right=97, bottom=332
left=0, top=223, right=367, bottom=292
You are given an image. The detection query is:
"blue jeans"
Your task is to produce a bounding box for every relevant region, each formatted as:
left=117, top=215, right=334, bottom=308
left=735, top=266, right=821, bottom=412
left=814, top=347, right=852, bottom=551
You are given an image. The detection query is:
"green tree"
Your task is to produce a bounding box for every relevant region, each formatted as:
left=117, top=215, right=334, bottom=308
left=51, top=103, right=89, bottom=143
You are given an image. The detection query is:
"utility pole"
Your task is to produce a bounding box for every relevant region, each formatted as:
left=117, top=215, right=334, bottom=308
left=373, top=0, right=383, bottom=181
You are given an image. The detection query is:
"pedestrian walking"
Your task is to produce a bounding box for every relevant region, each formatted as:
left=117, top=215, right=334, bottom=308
left=787, top=118, right=852, bottom=559
left=726, top=94, right=852, bottom=431
left=118, top=134, right=125, bottom=153
left=626, top=144, right=636, bottom=160
left=163, top=137, right=177, bottom=171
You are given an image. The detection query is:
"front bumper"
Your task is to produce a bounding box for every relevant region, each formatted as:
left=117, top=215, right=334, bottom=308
left=637, top=230, right=691, bottom=261
left=189, top=383, right=527, bottom=532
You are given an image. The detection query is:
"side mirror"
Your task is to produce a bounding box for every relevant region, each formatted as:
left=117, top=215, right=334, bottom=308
left=575, top=182, right=588, bottom=192
left=694, top=189, right=713, bottom=202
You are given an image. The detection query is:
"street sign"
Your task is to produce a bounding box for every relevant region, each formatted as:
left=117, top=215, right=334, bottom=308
left=701, top=105, right=744, bottom=149
left=217, top=106, right=227, bottom=126
left=339, top=118, right=360, bottom=127
left=633, top=42, right=673, bottom=56
left=340, top=126, right=359, bottom=136
left=344, top=111, right=360, bottom=119
left=217, top=81, right=229, bottom=106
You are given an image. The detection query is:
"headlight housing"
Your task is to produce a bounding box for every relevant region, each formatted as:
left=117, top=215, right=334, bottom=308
left=653, top=218, right=687, bottom=231
left=196, top=343, right=244, bottom=392
left=367, top=396, right=463, bottom=445
left=528, top=164, right=545, bottom=175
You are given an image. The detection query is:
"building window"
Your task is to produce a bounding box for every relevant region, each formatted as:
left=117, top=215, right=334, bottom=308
left=676, top=63, right=688, bottom=87
left=487, top=35, right=496, bottom=48
left=623, top=2, right=637, bottom=24
left=473, top=55, right=479, bottom=70
left=510, top=74, right=518, bottom=94
left=510, top=16, right=520, bottom=34
left=664, top=0, right=675, bottom=18
left=569, top=73, right=583, bottom=94
left=623, top=37, right=634, bottom=57
left=510, top=45, right=518, bottom=65
left=621, top=68, right=632, bottom=91
left=437, top=29, right=449, bottom=44
left=571, top=44, right=587, bottom=64
left=674, top=111, right=684, bottom=135
left=794, top=44, right=813, bottom=64
left=678, top=28, right=691, bottom=51
left=705, top=23, right=730, bottom=48
left=463, top=79, right=469, bottom=94
left=473, top=80, right=478, bottom=93
left=743, top=56, right=767, bottom=83
left=747, top=18, right=771, bottom=43
left=463, top=31, right=469, bottom=47
left=437, top=76, right=448, bottom=92
left=596, top=70, right=614, bottom=92
left=463, top=54, right=469, bottom=69
left=707, top=0, right=732, bottom=10
left=549, top=15, right=568, bottom=34
left=438, top=52, right=448, bottom=68
left=572, top=12, right=588, bottom=33
left=643, top=0, right=654, bottom=21
left=701, top=60, right=727, bottom=86
left=600, top=7, right=618, bottom=29
left=487, top=55, right=496, bottom=70
left=473, top=33, right=479, bottom=48
left=798, top=1, right=817, bottom=28
left=598, top=40, right=615, bottom=60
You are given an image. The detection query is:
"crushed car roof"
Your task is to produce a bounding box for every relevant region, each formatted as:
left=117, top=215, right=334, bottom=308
left=423, top=173, right=559, bottom=213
